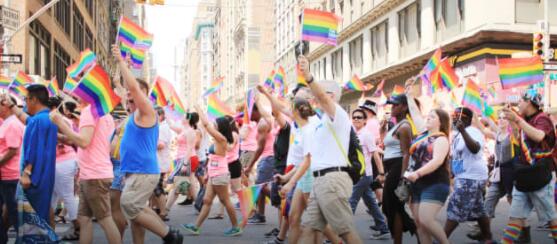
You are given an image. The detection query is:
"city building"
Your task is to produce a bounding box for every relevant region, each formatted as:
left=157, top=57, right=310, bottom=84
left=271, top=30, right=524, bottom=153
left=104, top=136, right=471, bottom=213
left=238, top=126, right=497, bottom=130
left=305, top=0, right=557, bottom=111
left=0, top=0, right=118, bottom=85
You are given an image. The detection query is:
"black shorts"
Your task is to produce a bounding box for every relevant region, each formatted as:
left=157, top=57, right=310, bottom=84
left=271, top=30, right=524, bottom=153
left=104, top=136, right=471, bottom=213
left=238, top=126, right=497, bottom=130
left=228, top=160, right=242, bottom=179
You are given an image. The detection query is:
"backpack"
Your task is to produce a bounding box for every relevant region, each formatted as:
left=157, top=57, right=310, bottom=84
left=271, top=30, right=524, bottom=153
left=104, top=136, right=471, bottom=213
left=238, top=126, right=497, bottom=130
left=326, top=122, right=366, bottom=184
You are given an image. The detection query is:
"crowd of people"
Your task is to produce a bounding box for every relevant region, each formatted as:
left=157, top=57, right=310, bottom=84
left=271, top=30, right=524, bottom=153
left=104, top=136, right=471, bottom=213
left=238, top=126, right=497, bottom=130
left=0, top=49, right=557, bottom=244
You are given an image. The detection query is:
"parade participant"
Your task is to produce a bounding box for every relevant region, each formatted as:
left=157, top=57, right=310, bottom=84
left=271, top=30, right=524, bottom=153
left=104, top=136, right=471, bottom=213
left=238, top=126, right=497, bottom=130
left=239, top=115, right=258, bottom=185
left=154, top=107, right=174, bottom=220
left=182, top=105, right=242, bottom=237
left=50, top=96, right=121, bottom=244
left=48, top=97, right=80, bottom=240
left=405, top=92, right=452, bottom=244
left=109, top=115, right=129, bottom=239
left=359, top=99, right=384, bottom=206
left=382, top=93, right=417, bottom=244
left=296, top=55, right=363, bottom=244
left=348, top=108, right=390, bottom=240
left=443, top=107, right=493, bottom=242
left=244, top=102, right=276, bottom=225
left=112, top=44, right=183, bottom=244
left=2, top=84, right=58, bottom=242
left=0, top=96, right=24, bottom=244
left=500, top=92, right=557, bottom=244
left=360, top=99, right=381, bottom=138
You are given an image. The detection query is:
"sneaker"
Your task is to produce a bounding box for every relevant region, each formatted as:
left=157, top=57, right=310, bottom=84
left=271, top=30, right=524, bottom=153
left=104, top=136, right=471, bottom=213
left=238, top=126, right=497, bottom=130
left=263, top=237, right=285, bottom=244
left=537, top=222, right=550, bottom=231
left=370, top=231, right=391, bottom=240
left=224, top=227, right=243, bottom=237
left=178, top=198, right=193, bottom=206
left=517, top=226, right=531, bottom=243
left=466, top=229, right=482, bottom=241
left=164, top=228, right=184, bottom=244
left=248, top=214, right=266, bottom=225
left=264, top=228, right=280, bottom=238
left=182, top=224, right=200, bottom=235
left=369, top=225, right=379, bottom=232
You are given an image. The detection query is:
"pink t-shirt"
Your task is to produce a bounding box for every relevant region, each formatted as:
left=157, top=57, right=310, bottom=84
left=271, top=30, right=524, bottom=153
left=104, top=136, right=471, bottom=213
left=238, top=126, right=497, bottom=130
left=176, top=129, right=195, bottom=160
left=356, top=127, right=377, bottom=176
left=260, top=123, right=278, bottom=158
left=0, top=116, right=24, bottom=180
left=226, top=138, right=240, bottom=163
left=365, top=118, right=381, bottom=140
left=240, top=122, right=257, bottom=152
left=77, top=106, right=115, bottom=180
left=208, top=154, right=229, bottom=177
left=56, top=118, right=76, bottom=163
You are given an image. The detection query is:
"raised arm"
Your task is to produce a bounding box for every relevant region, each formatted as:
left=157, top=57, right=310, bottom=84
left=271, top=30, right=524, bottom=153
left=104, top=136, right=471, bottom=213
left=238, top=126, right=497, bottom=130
left=257, top=85, right=292, bottom=121
left=112, top=45, right=156, bottom=127
left=406, top=86, right=425, bottom=133
left=502, top=107, right=546, bottom=143
left=194, top=105, right=226, bottom=144
left=298, top=55, right=336, bottom=118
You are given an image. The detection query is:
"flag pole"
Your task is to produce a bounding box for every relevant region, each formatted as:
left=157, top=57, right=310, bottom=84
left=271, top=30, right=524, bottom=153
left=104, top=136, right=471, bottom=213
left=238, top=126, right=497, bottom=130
left=115, top=16, right=123, bottom=46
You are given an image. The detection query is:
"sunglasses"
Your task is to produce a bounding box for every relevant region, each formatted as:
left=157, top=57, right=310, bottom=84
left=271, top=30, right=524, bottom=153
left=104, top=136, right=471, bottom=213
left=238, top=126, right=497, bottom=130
left=352, top=116, right=364, bottom=120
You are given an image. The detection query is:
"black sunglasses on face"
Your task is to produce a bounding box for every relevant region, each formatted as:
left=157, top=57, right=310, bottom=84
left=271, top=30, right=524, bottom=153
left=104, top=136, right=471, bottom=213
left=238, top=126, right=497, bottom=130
left=352, top=116, right=364, bottom=120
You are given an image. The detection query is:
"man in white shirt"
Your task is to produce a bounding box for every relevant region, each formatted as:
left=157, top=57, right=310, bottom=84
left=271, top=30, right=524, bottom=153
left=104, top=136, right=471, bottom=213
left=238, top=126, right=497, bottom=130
left=298, top=55, right=363, bottom=244
left=154, top=107, right=174, bottom=219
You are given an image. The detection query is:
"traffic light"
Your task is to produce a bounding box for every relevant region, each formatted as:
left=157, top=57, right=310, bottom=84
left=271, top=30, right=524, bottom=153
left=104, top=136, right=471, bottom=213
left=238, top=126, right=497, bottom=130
left=533, top=32, right=546, bottom=58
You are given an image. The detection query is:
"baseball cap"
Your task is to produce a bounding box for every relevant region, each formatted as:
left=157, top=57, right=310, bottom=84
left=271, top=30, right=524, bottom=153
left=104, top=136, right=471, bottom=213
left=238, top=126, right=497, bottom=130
left=386, top=94, right=408, bottom=105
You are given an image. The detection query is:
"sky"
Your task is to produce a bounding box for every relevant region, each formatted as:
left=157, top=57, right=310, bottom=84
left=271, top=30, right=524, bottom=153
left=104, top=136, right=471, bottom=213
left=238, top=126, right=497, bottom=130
left=145, top=0, right=201, bottom=89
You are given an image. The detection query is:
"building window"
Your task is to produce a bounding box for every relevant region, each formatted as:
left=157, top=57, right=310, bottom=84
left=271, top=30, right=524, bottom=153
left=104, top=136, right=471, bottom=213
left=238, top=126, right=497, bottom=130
left=29, top=20, right=51, bottom=77
left=331, top=48, right=343, bottom=80
left=370, top=20, right=388, bottom=58
left=54, top=0, right=71, bottom=35
left=434, top=0, right=463, bottom=27
left=85, top=27, right=93, bottom=50
left=322, top=57, right=327, bottom=79
left=398, top=2, right=420, bottom=44
left=349, top=35, right=363, bottom=74
left=73, top=6, right=84, bottom=50
left=85, top=0, right=95, bottom=17
left=54, top=42, right=70, bottom=83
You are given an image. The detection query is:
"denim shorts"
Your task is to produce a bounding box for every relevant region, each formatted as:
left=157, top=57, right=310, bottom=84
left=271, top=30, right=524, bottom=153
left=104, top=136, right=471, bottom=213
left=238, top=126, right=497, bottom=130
left=411, top=182, right=450, bottom=205
left=256, top=156, right=275, bottom=184
left=296, top=168, right=314, bottom=193
left=510, top=181, right=557, bottom=223
left=111, top=159, right=125, bottom=191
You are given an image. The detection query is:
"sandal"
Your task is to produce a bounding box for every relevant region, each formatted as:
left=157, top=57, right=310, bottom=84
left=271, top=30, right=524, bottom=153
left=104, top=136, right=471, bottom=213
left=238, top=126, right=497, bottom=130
left=208, top=215, right=224, bottom=220
left=61, top=229, right=80, bottom=241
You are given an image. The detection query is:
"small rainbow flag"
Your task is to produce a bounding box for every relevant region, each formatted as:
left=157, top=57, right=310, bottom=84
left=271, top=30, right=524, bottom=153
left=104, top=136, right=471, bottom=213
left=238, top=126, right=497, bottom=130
left=0, top=75, right=11, bottom=88
left=120, top=41, right=146, bottom=69
left=373, top=79, right=385, bottom=97
left=296, top=64, right=307, bottom=86
left=207, top=94, right=233, bottom=120
left=167, top=85, right=186, bottom=115
left=150, top=76, right=170, bottom=107
left=421, top=49, right=442, bottom=75
left=344, top=74, right=366, bottom=91
left=243, top=89, right=256, bottom=123
left=63, top=77, right=78, bottom=93
left=274, top=66, right=287, bottom=97
left=483, top=101, right=497, bottom=122
left=437, top=58, right=460, bottom=91
left=488, top=86, right=497, bottom=99
left=118, top=16, right=153, bottom=49
left=391, top=85, right=405, bottom=97
left=461, top=80, right=482, bottom=114
left=301, top=9, right=340, bottom=46
left=238, top=184, right=264, bottom=228
left=67, top=49, right=97, bottom=78
left=498, top=57, right=544, bottom=89
left=72, top=65, right=121, bottom=118
left=203, top=77, right=224, bottom=97
left=47, top=77, right=60, bottom=96
left=9, top=71, right=33, bottom=97
left=264, top=70, right=275, bottom=90
left=449, top=91, right=460, bottom=108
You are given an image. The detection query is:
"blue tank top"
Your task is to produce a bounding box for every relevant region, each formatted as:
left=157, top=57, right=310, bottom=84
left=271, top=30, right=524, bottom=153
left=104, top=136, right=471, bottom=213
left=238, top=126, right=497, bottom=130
left=120, top=113, right=160, bottom=174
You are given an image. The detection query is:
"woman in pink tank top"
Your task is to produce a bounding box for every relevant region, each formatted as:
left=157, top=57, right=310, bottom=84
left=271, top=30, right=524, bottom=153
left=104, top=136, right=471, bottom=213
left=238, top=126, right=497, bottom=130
left=181, top=105, right=242, bottom=237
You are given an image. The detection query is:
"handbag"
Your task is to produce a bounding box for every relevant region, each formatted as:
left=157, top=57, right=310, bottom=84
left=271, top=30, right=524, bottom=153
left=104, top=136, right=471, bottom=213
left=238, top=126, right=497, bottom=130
left=394, top=177, right=411, bottom=202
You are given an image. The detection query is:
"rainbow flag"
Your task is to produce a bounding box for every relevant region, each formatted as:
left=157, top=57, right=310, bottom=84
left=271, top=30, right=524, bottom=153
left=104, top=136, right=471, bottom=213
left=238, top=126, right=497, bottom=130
left=47, top=77, right=60, bottom=96
left=483, top=101, right=497, bottom=122
left=9, top=71, right=33, bottom=97
left=264, top=70, right=275, bottom=90
left=498, top=57, right=544, bottom=89
left=0, top=75, right=11, bottom=88
left=449, top=91, right=460, bottom=108
left=421, top=49, right=442, bottom=76
left=120, top=41, right=146, bottom=69
left=301, top=9, right=339, bottom=46
left=203, top=77, right=224, bottom=97
left=344, top=74, right=366, bottom=91
left=391, top=85, right=405, bottom=97
left=274, top=66, right=287, bottom=97
left=150, top=76, right=170, bottom=107
left=243, top=89, right=256, bottom=123
left=461, top=80, right=482, bottom=114
left=437, top=58, right=460, bottom=91
left=488, top=86, right=497, bottom=99
left=167, top=85, right=186, bottom=115
left=238, top=184, right=264, bottom=228
left=63, top=77, right=78, bottom=93
left=372, top=79, right=385, bottom=97
left=296, top=64, right=307, bottom=86
left=118, top=16, right=153, bottom=49
left=72, top=65, right=121, bottom=118
left=67, top=49, right=97, bottom=78
left=207, top=94, right=233, bottom=120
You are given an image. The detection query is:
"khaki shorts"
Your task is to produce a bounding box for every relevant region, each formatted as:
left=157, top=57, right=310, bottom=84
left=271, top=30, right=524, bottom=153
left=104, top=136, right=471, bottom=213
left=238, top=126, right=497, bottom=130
left=78, top=179, right=113, bottom=220
left=120, top=173, right=159, bottom=220
left=302, top=171, right=355, bottom=235
left=209, top=174, right=230, bottom=186
left=240, top=151, right=256, bottom=184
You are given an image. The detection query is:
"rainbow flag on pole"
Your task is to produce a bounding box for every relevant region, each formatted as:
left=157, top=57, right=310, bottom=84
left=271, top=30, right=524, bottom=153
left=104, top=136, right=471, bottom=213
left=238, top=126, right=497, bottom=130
left=63, top=77, right=78, bottom=93
left=0, top=75, right=11, bottom=88
left=483, top=101, right=497, bottom=122
left=296, top=64, right=307, bottom=86
left=67, top=49, right=97, bottom=78
left=243, top=89, right=256, bottom=123
left=461, top=80, right=483, bottom=114
left=120, top=41, right=146, bottom=69
left=203, top=77, right=224, bottom=97
left=10, top=71, right=33, bottom=97
left=72, top=65, right=121, bottom=118
left=301, top=9, right=340, bottom=46
left=344, top=74, right=367, bottom=91
left=438, top=58, right=460, bottom=91
left=238, top=184, right=264, bottom=228
left=207, top=94, right=233, bottom=120
left=118, top=16, right=153, bottom=49
left=421, top=49, right=442, bottom=76
left=150, top=76, right=170, bottom=107
left=168, top=86, right=186, bottom=115
left=47, top=77, right=60, bottom=96
left=498, top=57, right=544, bottom=89
left=263, top=70, right=275, bottom=90
left=372, top=79, right=385, bottom=97
left=274, top=66, right=287, bottom=97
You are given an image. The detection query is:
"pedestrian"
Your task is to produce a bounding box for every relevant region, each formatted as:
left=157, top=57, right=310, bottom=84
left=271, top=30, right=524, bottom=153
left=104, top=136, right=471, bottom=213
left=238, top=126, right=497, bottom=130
left=443, top=107, right=493, bottom=243
left=0, top=95, right=24, bottom=244
left=296, top=55, right=363, bottom=244
left=153, top=107, right=174, bottom=221
left=348, top=108, right=390, bottom=240
left=500, top=92, right=557, bottom=244
left=109, top=115, right=129, bottom=239
left=2, top=84, right=58, bottom=242
left=359, top=99, right=385, bottom=205
left=112, top=44, right=183, bottom=244
left=182, top=105, right=242, bottom=237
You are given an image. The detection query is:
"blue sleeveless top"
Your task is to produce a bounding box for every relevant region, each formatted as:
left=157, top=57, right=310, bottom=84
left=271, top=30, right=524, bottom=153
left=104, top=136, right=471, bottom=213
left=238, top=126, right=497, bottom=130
left=120, top=113, right=160, bottom=174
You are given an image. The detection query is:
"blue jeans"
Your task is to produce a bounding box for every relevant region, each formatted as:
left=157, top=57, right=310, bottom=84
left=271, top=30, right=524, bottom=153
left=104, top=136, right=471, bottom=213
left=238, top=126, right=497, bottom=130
left=0, top=180, right=18, bottom=243
left=349, top=175, right=389, bottom=233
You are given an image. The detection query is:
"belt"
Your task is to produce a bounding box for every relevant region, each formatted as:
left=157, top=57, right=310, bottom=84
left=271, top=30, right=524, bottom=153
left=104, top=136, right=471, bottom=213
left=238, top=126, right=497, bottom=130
left=313, top=166, right=348, bottom=178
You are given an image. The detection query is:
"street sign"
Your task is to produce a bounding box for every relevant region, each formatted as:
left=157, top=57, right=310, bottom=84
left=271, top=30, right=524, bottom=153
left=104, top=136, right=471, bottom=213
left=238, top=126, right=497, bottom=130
left=0, top=54, right=22, bottom=64
left=0, top=6, right=19, bottom=31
